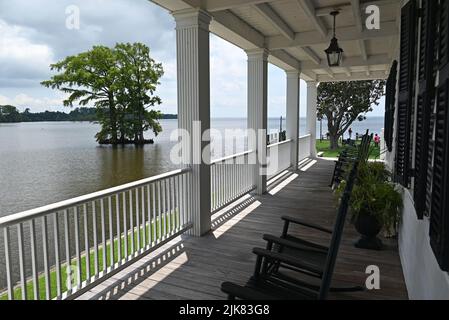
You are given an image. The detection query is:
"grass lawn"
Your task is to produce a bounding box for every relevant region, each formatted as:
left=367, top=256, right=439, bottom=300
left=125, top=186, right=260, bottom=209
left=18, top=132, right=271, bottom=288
left=316, top=139, right=381, bottom=159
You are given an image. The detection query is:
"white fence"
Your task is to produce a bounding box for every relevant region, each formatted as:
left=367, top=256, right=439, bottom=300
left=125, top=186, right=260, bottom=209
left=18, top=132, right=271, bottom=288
left=0, top=168, right=192, bottom=300
left=267, top=139, right=292, bottom=179
left=298, top=134, right=312, bottom=162
left=210, top=151, right=256, bottom=212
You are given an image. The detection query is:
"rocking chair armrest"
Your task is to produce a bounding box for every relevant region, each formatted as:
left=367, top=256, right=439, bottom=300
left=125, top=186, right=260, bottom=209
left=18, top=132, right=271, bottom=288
left=262, top=234, right=328, bottom=254
left=221, top=282, right=276, bottom=300
left=281, top=216, right=332, bottom=234
left=252, top=248, right=323, bottom=276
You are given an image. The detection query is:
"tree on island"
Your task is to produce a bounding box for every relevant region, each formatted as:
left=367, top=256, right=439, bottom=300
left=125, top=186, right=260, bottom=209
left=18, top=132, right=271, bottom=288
left=41, top=43, right=164, bottom=145
left=317, top=80, right=385, bottom=150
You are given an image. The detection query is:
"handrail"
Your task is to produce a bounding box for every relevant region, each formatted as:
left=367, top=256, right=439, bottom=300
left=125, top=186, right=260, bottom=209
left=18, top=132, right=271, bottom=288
left=299, top=134, right=312, bottom=139
left=211, top=150, right=255, bottom=165
left=0, top=167, right=191, bottom=228
left=267, top=139, right=292, bottom=148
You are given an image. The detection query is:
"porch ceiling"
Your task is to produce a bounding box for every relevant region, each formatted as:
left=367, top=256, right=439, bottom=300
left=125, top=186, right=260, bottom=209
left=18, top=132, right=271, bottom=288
left=151, top=0, right=400, bottom=82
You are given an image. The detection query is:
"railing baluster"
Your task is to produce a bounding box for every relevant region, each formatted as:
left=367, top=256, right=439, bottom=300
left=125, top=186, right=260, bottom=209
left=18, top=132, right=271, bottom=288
left=129, top=190, right=135, bottom=255
left=122, top=193, right=128, bottom=259
left=74, top=206, right=82, bottom=288
left=157, top=181, right=162, bottom=241
left=166, top=178, right=171, bottom=235
left=63, top=209, right=71, bottom=294
left=83, top=204, right=90, bottom=281
left=41, top=216, right=51, bottom=299
left=180, top=174, right=185, bottom=227
left=135, top=187, right=141, bottom=251
left=116, top=194, right=121, bottom=263
left=108, top=196, right=114, bottom=268
left=92, top=201, right=99, bottom=277
left=171, top=177, right=176, bottom=232
left=152, top=183, right=156, bottom=244
left=100, top=199, right=106, bottom=272
left=146, top=185, right=151, bottom=246
left=3, top=227, right=13, bottom=300
left=141, top=187, right=146, bottom=247
left=53, top=213, right=62, bottom=298
left=162, top=180, right=167, bottom=238
left=17, top=223, right=26, bottom=300
left=29, top=219, right=39, bottom=300
left=176, top=175, right=181, bottom=230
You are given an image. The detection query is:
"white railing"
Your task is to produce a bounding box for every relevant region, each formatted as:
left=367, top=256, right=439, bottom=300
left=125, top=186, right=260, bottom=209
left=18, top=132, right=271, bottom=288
left=0, top=168, right=192, bottom=300
left=298, top=134, right=312, bottom=162
left=211, top=150, right=256, bottom=212
left=267, top=139, right=292, bottom=179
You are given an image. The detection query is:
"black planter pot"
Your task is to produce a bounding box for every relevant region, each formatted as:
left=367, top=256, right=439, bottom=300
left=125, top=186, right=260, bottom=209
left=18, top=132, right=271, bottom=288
left=353, top=211, right=383, bottom=250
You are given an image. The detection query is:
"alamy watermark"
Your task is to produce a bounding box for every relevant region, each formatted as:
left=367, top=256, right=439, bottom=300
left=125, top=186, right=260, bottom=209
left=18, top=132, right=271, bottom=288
left=365, top=5, right=380, bottom=30
left=65, top=5, right=80, bottom=30
left=365, top=265, right=381, bottom=290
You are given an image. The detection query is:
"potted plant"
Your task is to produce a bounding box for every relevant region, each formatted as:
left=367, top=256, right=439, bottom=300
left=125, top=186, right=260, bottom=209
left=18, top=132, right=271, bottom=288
left=337, top=162, right=402, bottom=250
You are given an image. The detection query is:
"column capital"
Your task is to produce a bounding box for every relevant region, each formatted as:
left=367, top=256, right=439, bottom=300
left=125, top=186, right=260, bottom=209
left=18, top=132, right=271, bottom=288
left=306, top=81, right=318, bottom=88
left=285, top=70, right=300, bottom=78
left=173, top=8, right=212, bottom=30
left=246, top=48, right=269, bottom=61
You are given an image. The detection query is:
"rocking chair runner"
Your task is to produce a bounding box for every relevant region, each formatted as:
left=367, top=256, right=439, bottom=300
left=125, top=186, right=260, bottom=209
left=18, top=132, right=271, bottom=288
left=221, top=160, right=360, bottom=300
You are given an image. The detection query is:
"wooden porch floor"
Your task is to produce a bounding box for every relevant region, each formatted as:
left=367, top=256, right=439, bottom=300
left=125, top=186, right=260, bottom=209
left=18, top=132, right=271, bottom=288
left=78, top=158, right=408, bottom=300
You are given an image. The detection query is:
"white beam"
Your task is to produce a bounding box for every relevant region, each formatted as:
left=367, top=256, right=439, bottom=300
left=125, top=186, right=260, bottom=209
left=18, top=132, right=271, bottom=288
left=254, top=3, right=294, bottom=40
left=317, top=70, right=388, bottom=82
left=350, top=0, right=363, bottom=32
left=301, top=54, right=391, bottom=71
left=359, top=40, right=368, bottom=60
left=205, top=0, right=269, bottom=12
left=210, top=10, right=265, bottom=49
left=295, top=0, right=327, bottom=38
left=267, top=21, right=398, bottom=50
left=301, top=70, right=317, bottom=81
left=269, top=50, right=301, bottom=71
left=315, top=0, right=401, bottom=17
left=299, top=47, right=321, bottom=65
left=350, top=0, right=368, bottom=62
left=210, top=10, right=302, bottom=72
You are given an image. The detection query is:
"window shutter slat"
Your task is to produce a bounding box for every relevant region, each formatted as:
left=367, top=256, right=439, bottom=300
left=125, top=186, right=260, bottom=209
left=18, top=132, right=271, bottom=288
left=395, top=0, right=417, bottom=187
left=413, top=0, right=437, bottom=219
left=429, top=0, right=449, bottom=271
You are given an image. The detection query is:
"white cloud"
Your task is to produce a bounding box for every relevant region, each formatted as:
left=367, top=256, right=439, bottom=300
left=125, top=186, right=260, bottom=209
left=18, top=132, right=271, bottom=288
left=0, top=19, right=55, bottom=87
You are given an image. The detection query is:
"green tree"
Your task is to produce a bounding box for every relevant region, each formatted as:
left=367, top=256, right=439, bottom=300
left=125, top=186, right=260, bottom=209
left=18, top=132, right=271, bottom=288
left=115, top=43, right=164, bottom=144
left=41, top=43, right=164, bottom=145
left=317, top=80, right=385, bottom=149
left=0, top=105, right=21, bottom=122
left=41, top=45, right=121, bottom=143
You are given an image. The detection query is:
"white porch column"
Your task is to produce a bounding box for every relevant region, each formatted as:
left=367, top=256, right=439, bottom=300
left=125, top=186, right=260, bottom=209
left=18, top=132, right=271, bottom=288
left=286, top=70, right=300, bottom=170
left=173, top=9, right=211, bottom=236
left=247, top=49, right=268, bottom=194
left=306, top=81, right=318, bottom=158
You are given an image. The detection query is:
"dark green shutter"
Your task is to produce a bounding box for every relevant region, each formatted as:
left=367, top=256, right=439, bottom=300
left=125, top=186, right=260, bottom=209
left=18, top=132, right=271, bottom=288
left=429, top=0, right=449, bottom=271
left=395, top=0, right=417, bottom=187
left=413, top=0, right=437, bottom=219
left=384, top=61, right=398, bottom=153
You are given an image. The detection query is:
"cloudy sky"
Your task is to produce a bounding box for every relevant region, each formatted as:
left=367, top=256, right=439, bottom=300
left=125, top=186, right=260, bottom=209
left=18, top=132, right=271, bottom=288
left=0, top=0, right=384, bottom=118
